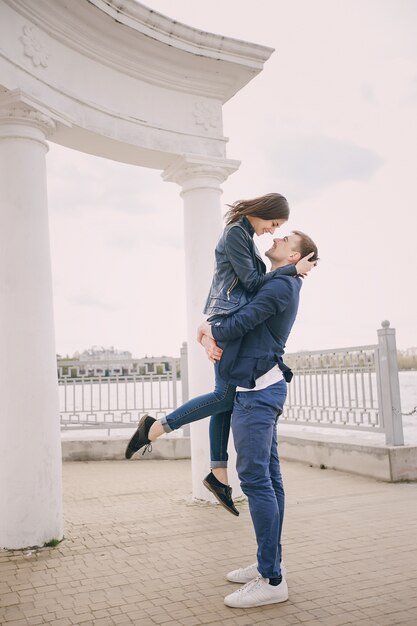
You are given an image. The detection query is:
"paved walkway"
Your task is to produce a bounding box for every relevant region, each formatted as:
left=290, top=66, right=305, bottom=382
left=1, top=459, right=417, bottom=626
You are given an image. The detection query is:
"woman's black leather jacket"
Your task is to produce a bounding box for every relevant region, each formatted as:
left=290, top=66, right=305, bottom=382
left=203, top=216, right=297, bottom=317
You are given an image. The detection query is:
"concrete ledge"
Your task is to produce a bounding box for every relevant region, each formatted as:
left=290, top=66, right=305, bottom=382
left=279, top=434, right=417, bottom=482
left=62, top=436, right=191, bottom=462
left=62, top=434, right=417, bottom=482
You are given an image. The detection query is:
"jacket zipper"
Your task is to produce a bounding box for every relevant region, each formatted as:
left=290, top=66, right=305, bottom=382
left=226, top=276, right=238, bottom=300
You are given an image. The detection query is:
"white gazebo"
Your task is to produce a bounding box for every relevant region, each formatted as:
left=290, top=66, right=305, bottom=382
left=0, top=0, right=273, bottom=549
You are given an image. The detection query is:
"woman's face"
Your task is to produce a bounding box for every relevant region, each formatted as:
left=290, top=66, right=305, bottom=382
left=251, top=217, right=287, bottom=236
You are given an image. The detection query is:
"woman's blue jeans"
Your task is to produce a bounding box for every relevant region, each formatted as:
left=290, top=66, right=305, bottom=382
left=160, top=364, right=235, bottom=468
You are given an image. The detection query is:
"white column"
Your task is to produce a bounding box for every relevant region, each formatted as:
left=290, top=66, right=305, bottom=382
left=0, top=96, right=63, bottom=548
left=163, top=155, right=243, bottom=500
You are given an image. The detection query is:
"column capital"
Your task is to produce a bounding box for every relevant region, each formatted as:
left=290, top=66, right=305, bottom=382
left=162, top=154, right=240, bottom=193
left=0, top=89, right=71, bottom=140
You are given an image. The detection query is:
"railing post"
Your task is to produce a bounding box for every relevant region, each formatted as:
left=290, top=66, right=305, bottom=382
left=180, top=342, right=190, bottom=437
left=180, top=342, right=189, bottom=402
left=377, top=320, right=404, bottom=445
left=171, top=358, right=178, bottom=409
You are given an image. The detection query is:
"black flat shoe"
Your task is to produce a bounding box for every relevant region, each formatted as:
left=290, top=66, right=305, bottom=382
left=203, top=471, right=239, bottom=516
left=125, top=414, right=156, bottom=459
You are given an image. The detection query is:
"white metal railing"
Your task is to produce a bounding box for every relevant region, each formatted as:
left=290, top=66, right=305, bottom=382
left=59, top=323, right=404, bottom=446
left=59, top=345, right=189, bottom=435
left=283, top=345, right=380, bottom=430
left=282, top=321, right=404, bottom=445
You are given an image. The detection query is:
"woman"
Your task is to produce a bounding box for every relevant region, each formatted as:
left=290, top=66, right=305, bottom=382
left=125, top=193, right=315, bottom=514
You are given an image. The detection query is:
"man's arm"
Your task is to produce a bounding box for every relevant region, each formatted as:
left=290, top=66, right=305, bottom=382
left=200, top=278, right=293, bottom=343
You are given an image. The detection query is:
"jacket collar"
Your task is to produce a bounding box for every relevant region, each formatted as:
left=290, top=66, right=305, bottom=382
left=241, top=216, right=255, bottom=237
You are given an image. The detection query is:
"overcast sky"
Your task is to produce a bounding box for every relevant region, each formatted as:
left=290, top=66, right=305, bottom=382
left=47, top=0, right=417, bottom=358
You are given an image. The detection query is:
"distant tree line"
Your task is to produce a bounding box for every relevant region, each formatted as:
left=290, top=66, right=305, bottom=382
left=398, top=353, right=417, bottom=370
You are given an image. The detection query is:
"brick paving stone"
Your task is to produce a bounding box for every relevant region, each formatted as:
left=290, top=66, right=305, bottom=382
left=0, top=593, right=20, bottom=608
left=1, top=459, right=417, bottom=625
left=111, top=615, right=133, bottom=625
left=128, top=619, right=158, bottom=626
left=320, top=617, right=354, bottom=626
left=179, top=618, right=203, bottom=626
left=69, top=613, right=94, bottom=624
left=1, top=607, right=26, bottom=620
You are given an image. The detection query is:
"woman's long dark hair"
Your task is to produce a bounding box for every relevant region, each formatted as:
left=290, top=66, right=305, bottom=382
left=225, top=193, right=290, bottom=225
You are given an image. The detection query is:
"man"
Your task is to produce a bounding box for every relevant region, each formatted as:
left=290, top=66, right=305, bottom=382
left=198, top=230, right=318, bottom=609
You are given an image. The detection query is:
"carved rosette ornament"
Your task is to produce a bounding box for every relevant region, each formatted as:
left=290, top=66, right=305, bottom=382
left=193, top=101, right=220, bottom=132
left=21, top=25, right=49, bottom=68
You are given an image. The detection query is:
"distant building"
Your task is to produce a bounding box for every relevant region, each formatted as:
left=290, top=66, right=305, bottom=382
left=76, top=345, right=132, bottom=362
left=57, top=346, right=179, bottom=379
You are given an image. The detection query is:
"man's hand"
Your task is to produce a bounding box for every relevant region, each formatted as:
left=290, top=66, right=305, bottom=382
left=201, top=335, right=223, bottom=363
left=197, top=320, right=214, bottom=344
left=295, top=252, right=317, bottom=277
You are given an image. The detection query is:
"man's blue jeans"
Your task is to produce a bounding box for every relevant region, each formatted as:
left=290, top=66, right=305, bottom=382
left=160, top=364, right=235, bottom=468
left=232, top=379, right=287, bottom=579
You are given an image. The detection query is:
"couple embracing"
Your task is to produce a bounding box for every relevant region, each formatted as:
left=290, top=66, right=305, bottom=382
left=125, top=193, right=318, bottom=608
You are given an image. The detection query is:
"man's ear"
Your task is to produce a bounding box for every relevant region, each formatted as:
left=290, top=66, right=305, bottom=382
left=289, top=251, right=301, bottom=263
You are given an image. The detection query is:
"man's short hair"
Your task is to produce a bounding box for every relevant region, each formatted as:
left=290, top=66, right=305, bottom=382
left=292, top=230, right=319, bottom=262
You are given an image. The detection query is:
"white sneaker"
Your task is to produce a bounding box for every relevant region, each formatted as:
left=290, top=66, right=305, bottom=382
left=224, top=575, right=288, bottom=608
left=226, top=561, right=287, bottom=583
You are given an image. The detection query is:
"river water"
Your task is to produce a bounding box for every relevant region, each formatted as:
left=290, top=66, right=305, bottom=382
left=399, top=370, right=417, bottom=413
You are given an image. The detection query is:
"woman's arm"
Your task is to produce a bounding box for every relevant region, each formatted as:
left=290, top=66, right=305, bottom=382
left=200, top=335, right=223, bottom=363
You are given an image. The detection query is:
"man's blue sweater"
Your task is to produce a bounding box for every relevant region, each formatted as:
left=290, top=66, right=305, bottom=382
left=211, top=275, right=302, bottom=389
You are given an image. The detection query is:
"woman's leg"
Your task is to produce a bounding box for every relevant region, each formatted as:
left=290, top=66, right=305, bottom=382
left=209, top=410, right=232, bottom=483
left=148, top=364, right=235, bottom=440
left=203, top=407, right=239, bottom=517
